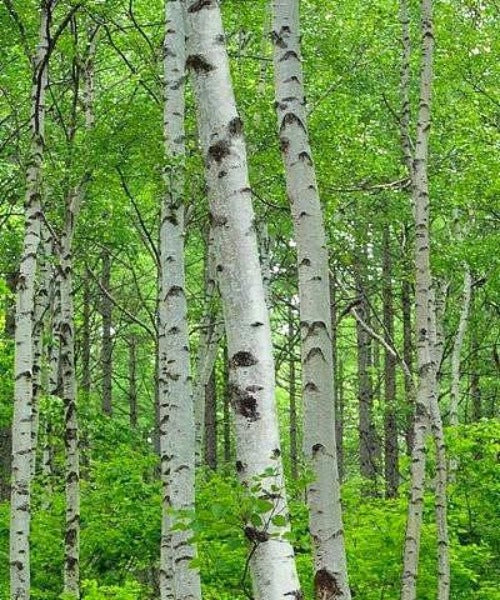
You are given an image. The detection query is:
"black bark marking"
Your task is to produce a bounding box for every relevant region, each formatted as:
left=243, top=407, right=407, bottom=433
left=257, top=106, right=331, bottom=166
left=312, top=443, right=325, bottom=455
left=230, top=351, right=258, bottom=368
left=208, top=140, right=231, bottom=163
left=280, top=112, right=307, bottom=134
left=280, top=137, right=290, bottom=153
left=251, top=321, right=264, bottom=327
left=280, top=50, right=300, bottom=62
left=272, top=448, right=281, bottom=458
left=285, top=591, right=304, bottom=599
left=246, top=384, right=263, bottom=393
left=186, top=54, right=214, bottom=73
left=229, top=384, right=259, bottom=421
left=305, top=347, right=327, bottom=362
left=166, top=285, right=183, bottom=298
left=304, top=381, right=319, bottom=392
left=236, top=460, right=245, bottom=473
left=298, top=151, right=313, bottom=165
left=209, top=212, right=228, bottom=227
left=228, top=116, right=243, bottom=136
left=187, top=0, right=213, bottom=13
left=314, top=568, right=343, bottom=599
left=244, top=526, right=269, bottom=543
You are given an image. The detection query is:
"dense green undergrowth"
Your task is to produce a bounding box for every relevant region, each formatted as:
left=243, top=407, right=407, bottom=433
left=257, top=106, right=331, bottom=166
left=0, top=420, right=498, bottom=600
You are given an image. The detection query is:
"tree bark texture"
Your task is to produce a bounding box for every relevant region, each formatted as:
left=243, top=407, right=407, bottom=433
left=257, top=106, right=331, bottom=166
left=183, top=1, right=302, bottom=596
left=271, top=1, right=350, bottom=597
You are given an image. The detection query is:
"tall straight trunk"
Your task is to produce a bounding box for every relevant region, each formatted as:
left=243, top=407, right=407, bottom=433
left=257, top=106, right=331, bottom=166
left=10, top=3, right=51, bottom=597
left=204, top=368, right=217, bottom=470
left=401, top=0, right=449, bottom=598
left=159, top=3, right=201, bottom=599
left=61, top=28, right=95, bottom=595
left=330, top=270, right=343, bottom=482
left=128, top=334, right=138, bottom=428
left=288, top=305, right=298, bottom=480
left=383, top=228, right=399, bottom=498
left=81, top=271, right=91, bottom=396
left=31, top=234, right=50, bottom=477
left=402, top=270, right=414, bottom=455
left=1, top=273, right=15, bottom=501
left=59, top=192, right=81, bottom=598
left=183, top=1, right=301, bottom=596
left=449, top=267, right=472, bottom=427
left=428, top=285, right=450, bottom=600
left=271, top=2, right=350, bottom=596
left=355, top=264, right=377, bottom=486
left=222, top=343, right=231, bottom=465
left=100, top=249, right=113, bottom=416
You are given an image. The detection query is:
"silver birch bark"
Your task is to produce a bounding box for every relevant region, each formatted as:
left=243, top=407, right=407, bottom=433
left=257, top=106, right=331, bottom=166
left=60, top=29, right=95, bottom=596
left=10, top=3, right=50, bottom=597
left=182, top=1, right=302, bottom=597
left=31, top=231, right=51, bottom=477
left=271, top=1, right=350, bottom=596
left=401, top=1, right=446, bottom=598
left=427, top=284, right=451, bottom=600
left=159, top=2, right=201, bottom=599
left=60, top=189, right=82, bottom=599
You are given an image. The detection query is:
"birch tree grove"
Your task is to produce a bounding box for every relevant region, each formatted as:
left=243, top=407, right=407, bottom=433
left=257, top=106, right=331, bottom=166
left=1, top=0, right=498, bottom=599
left=9, top=3, right=51, bottom=597
left=271, top=1, right=350, bottom=596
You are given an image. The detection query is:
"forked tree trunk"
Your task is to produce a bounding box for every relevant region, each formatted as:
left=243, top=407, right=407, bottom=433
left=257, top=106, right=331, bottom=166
left=158, top=2, right=201, bottom=599
left=10, top=3, right=51, bottom=597
left=183, top=1, right=301, bottom=596
left=271, top=1, right=350, bottom=596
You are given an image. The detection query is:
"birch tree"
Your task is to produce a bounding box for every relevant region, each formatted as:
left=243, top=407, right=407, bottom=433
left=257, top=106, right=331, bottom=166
left=182, top=1, right=302, bottom=596
left=271, top=1, right=351, bottom=595
left=10, top=3, right=51, bottom=597
left=158, top=2, right=201, bottom=598
left=400, top=0, right=450, bottom=598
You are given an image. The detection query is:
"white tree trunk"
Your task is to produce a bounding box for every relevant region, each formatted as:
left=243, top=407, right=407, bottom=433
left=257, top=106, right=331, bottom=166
left=10, top=3, right=50, bottom=597
left=271, top=1, right=350, bottom=597
left=60, top=29, right=96, bottom=597
left=159, top=2, right=201, bottom=599
left=182, top=1, right=301, bottom=597
left=401, top=1, right=450, bottom=599
left=60, top=202, right=81, bottom=598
